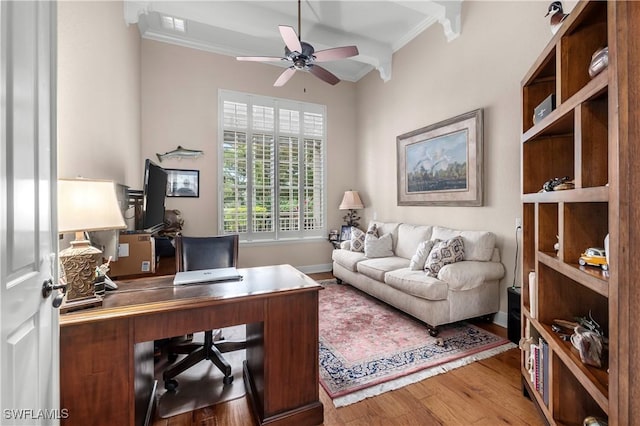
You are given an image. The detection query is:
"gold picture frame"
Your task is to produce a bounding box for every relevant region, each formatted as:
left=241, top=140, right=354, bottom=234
left=397, top=109, right=483, bottom=206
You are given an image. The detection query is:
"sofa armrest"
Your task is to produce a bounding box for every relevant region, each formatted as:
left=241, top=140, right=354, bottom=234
left=340, top=240, right=351, bottom=250
left=438, top=261, right=505, bottom=291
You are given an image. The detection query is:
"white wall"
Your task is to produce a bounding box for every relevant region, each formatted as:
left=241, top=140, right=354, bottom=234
left=140, top=40, right=358, bottom=269
left=57, top=1, right=141, bottom=188
left=355, top=1, right=555, bottom=314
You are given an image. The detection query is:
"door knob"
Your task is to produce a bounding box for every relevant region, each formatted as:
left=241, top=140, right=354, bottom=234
left=42, top=279, right=67, bottom=308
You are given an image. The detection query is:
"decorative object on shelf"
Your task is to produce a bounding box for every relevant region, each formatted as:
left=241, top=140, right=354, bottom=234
left=528, top=271, right=537, bottom=318
left=588, top=47, right=609, bottom=78
left=571, top=325, right=604, bottom=367
left=583, top=416, right=608, bottom=426
left=545, top=1, right=569, bottom=35
left=604, top=233, right=610, bottom=266
left=540, top=176, right=572, bottom=192
left=578, top=247, right=608, bottom=271
left=339, top=190, right=364, bottom=227
left=328, top=229, right=339, bottom=242
left=166, top=169, right=199, bottom=197
left=397, top=109, right=483, bottom=206
left=554, top=235, right=560, bottom=254
left=156, top=145, right=204, bottom=163
left=533, top=93, right=556, bottom=124
left=58, top=178, right=127, bottom=310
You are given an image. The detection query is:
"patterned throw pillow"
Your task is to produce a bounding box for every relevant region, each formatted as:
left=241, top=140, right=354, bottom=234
left=365, top=233, right=394, bottom=258
left=350, top=227, right=366, bottom=252
left=409, top=239, right=436, bottom=271
left=425, top=237, right=465, bottom=277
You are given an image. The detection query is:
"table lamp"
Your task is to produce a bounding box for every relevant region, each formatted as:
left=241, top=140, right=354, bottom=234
left=339, top=190, right=364, bottom=228
left=58, top=178, right=127, bottom=309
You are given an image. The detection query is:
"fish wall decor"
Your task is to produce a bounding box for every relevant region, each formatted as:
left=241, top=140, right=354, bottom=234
left=156, top=146, right=204, bottom=162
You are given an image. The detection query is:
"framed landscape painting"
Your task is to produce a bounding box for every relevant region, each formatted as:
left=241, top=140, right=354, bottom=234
left=397, top=109, right=483, bottom=206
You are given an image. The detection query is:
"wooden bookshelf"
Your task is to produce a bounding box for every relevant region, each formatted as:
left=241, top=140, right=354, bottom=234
left=518, top=2, right=638, bottom=424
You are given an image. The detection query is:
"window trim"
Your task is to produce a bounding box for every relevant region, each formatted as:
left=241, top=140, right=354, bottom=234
left=218, top=89, right=327, bottom=242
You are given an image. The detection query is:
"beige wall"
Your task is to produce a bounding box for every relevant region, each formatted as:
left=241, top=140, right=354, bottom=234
left=141, top=40, right=358, bottom=269
left=355, top=1, right=554, bottom=313
left=57, top=1, right=141, bottom=188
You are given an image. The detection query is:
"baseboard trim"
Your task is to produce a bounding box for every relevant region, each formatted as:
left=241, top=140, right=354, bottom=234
left=296, top=263, right=332, bottom=274
left=493, top=310, right=508, bottom=328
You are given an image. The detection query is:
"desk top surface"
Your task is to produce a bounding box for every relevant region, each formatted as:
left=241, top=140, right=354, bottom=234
left=60, top=264, right=321, bottom=326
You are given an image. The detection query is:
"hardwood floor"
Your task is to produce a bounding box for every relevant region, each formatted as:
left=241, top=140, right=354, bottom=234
left=151, top=272, right=543, bottom=426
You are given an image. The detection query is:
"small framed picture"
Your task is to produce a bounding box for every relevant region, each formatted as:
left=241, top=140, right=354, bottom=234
left=340, top=225, right=352, bottom=241
left=328, top=229, right=339, bottom=241
left=166, top=169, right=199, bottom=198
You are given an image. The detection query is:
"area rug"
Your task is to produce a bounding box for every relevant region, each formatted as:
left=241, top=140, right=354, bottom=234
left=154, top=326, right=246, bottom=418
left=317, top=279, right=515, bottom=407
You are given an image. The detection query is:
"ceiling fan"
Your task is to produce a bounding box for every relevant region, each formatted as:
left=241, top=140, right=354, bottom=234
left=236, top=0, right=359, bottom=87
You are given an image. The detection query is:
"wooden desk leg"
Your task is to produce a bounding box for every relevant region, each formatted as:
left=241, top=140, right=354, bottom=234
left=244, top=291, right=324, bottom=426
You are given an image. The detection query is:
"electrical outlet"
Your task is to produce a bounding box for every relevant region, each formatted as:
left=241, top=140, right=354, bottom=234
left=515, top=217, right=522, bottom=229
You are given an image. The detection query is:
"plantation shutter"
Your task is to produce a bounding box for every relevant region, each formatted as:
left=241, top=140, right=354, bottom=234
left=220, top=90, right=326, bottom=241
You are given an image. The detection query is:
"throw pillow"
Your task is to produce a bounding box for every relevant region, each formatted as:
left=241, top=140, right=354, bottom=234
left=350, top=227, right=366, bottom=252
left=409, top=239, right=436, bottom=271
left=364, top=232, right=394, bottom=258
left=367, top=222, right=379, bottom=236
left=425, top=237, right=465, bottom=277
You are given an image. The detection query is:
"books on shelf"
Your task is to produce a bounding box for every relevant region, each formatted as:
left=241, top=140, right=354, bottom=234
left=528, top=337, right=549, bottom=406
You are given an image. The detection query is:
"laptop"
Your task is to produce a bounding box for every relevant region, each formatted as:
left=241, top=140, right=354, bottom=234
left=173, top=267, right=243, bottom=286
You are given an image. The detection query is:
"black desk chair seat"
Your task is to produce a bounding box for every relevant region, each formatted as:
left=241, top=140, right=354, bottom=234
left=163, top=234, right=246, bottom=391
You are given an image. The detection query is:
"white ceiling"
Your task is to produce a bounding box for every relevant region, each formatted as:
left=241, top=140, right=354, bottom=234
left=124, top=1, right=463, bottom=83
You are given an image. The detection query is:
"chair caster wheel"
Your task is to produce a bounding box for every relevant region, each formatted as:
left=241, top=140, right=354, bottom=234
left=223, top=375, right=234, bottom=385
left=164, top=378, right=179, bottom=391
left=428, top=328, right=439, bottom=337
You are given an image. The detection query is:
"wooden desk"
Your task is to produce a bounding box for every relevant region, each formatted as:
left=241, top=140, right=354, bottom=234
left=59, top=264, right=324, bottom=426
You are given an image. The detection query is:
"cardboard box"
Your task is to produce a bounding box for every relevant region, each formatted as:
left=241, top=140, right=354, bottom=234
left=108, top=233, right=156, bottom=277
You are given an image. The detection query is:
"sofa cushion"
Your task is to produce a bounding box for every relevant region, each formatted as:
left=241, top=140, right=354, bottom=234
left=350, top=227, right=366, bottom=252
left=357, top=256, right=410, bottom=281
left=409, top=240, right=436, bottom=271
left=365, top=233, right=394, bottom=258
left=369, top=221, right=400, bottom=251
left=332, top=249, right=366, bottom=272
left=396, top=224, right=433, bottom=259
left=432, top=226, right=496, bottom=261
left=425, top=237, right=464, bottom=277
left=384, top=269, right=448, bottom=301
left=438, top=260, right=506, bottom=291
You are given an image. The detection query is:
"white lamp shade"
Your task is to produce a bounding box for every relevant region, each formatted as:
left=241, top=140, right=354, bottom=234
left=58, top=178, right=127, bottom=233
left=339, top=191, right=364, bottom=210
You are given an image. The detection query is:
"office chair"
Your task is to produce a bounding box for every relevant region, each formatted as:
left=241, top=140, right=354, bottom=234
left=163, top=234, right=246, bottom=391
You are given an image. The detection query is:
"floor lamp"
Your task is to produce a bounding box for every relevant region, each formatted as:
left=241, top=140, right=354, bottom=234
left=58, top=178, right=127, bottom=311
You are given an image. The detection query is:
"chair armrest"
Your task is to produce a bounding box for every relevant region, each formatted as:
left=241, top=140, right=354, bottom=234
left=438, top=261, right=505, bottom=291
left=340, top=240, right=351, bottom=250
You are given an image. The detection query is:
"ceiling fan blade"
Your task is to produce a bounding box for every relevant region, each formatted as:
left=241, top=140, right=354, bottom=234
left=313, top=46, right=359, bottom=62
left=308, top=65, right=340, bottom=85
left=236, top=56, right=285, bottom=62
left=279, top=25, right=302, bottom=53
left=274, top=67, right=296, bottom=87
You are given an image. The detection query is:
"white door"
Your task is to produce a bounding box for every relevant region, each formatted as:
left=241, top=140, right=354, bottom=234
left=0, top=2, right=59, bottom=425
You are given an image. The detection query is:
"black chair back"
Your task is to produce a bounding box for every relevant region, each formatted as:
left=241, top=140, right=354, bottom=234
left=175, top=235, right=239, bottom=272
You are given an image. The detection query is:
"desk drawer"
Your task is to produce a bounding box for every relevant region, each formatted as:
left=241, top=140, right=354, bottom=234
left=133, top=299, right=264, bottom=342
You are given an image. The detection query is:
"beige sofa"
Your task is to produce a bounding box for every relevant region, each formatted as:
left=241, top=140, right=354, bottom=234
left=331, top=221, right=505, bottom=336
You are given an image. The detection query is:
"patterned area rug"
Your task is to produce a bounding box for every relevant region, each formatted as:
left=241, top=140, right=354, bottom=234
left=318, top=279, right=515, bottom=407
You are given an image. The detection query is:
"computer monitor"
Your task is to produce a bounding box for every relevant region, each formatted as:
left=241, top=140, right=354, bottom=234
left=140, top=159, right=168, bottom=233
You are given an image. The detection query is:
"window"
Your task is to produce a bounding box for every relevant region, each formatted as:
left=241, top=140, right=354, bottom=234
left=219, top=90, right=326, bottom=241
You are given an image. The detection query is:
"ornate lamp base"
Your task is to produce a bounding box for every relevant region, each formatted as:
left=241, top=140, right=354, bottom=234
left=59, top=238, right=103, bottom=305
